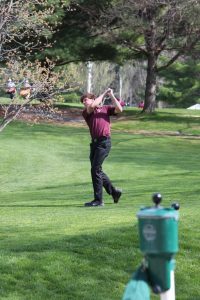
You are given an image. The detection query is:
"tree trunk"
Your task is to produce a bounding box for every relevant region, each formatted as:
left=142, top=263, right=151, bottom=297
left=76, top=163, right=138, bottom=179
left=0, top=118, right=13, bottom=132
left=142, top=15, right=157, bottom=113
left=0, top=101, right=30, bottom=132
left=143, top=53, right=157, bottom=112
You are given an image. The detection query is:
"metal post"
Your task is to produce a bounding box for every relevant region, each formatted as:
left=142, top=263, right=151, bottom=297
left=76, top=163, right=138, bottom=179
left=160, top=271, right=175, bottom=300
left=87, top=61, right=93, bottom=93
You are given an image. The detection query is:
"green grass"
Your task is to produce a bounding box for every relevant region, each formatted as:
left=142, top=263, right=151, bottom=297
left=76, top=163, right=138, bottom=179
left=0, top=111, right=200, bottom=299
left=114, top=107, right=200, bottom=135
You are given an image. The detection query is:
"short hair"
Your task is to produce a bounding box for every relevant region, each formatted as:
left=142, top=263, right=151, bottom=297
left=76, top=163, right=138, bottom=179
left=80, top=92, right=96, bottom=103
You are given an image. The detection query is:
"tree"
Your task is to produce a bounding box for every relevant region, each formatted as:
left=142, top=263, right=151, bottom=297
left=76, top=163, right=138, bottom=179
left=91, top=0, right=200, bottom=112
left=41, top=0, right=119, bottom=65
left=158, top=58, right=200, bottom=107
left=0, top=0, right=74, bottom=131
left=0, top=59, right=53, bottom=131
left=0, top=0, right=58, bottom=62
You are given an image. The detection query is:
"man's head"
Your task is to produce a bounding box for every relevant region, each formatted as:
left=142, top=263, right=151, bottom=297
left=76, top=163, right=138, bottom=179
left=80, top=93, right=95, bottom=107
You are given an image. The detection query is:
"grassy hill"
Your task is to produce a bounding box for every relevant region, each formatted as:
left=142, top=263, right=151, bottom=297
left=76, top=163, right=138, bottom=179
left=0, top=109, right=200, bottom=299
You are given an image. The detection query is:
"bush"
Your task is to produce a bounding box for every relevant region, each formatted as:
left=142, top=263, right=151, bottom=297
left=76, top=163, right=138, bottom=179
left=64, top=92, right=80, bottom=103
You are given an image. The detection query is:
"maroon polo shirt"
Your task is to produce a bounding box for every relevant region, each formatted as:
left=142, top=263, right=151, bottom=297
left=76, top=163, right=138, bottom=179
left=82, top=105, right=116, bottom=139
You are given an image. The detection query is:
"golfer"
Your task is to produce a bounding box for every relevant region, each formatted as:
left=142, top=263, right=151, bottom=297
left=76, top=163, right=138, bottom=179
left=81, top=88, right=123, bottom=207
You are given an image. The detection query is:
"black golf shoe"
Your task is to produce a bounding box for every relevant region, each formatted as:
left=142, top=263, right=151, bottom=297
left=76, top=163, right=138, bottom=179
left=112, top=189, right=122, bottom=203
left=84, top=200, right=104, bottom=207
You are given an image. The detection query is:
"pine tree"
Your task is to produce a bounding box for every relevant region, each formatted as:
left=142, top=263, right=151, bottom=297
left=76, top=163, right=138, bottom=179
left=158, top=58, right=200, bottom=107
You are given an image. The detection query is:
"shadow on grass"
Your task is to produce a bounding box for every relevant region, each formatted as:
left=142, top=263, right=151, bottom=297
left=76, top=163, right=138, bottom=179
left=0, top=178, right=130, bottom=207
left=0, top=223, right=199, bottom=300
left=0, top=224, right=139, bottom=300
left=0, top=218, right=200, bottom=300
left=0, top=204, right=85, bottom=208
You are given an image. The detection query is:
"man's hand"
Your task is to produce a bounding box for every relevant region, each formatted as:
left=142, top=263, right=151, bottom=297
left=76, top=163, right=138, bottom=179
left=106, top=88, right=114, bottom=97
left=106, top=88, right=123, bottom=113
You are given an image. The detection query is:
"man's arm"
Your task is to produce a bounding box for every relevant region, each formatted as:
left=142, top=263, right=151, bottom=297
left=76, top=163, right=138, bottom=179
left=107, top=89, right=123, bottom=113
left=86, top=90, right=108, bottom=113
left=90, top=90, right=108, bottom=108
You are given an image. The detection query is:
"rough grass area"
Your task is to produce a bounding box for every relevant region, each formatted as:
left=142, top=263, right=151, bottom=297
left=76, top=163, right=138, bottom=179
left=0, top=110, right=200, bottom=299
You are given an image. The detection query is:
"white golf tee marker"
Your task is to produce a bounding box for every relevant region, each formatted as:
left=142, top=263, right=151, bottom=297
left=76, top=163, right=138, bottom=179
left=160, top=271, right=175, bottom=300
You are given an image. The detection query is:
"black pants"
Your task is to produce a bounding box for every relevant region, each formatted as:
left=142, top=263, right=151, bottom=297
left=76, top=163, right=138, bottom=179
left=90, top=137, right=115, bottom=201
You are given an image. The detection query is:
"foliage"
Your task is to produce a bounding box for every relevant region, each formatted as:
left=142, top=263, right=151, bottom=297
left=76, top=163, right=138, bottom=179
left=68, top=0, right=200, bottom=112
left=0, top=0, right=56, bottom=62
left=41, top=0, right=126, bottom=65
left=158, top=58, right=200, bottom=107
left=64, top=92, right=81, bottom=103
left=0, top=0, right=80, bottom=131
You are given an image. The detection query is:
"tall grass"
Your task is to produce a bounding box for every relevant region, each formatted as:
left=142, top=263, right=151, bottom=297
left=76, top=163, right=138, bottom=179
left=0, top=112, right=200, bottom=299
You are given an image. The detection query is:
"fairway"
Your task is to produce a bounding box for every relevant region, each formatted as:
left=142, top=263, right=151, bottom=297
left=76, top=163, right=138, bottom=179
left=0, top=118, right=200, bottom=300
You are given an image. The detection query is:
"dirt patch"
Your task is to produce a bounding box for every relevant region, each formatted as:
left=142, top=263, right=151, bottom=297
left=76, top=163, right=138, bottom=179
left=0, top=105, right=85, bottom=126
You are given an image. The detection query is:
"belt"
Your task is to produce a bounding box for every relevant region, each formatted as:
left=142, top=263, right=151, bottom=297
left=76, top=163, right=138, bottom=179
left=92, top=136, right=110, bottom=143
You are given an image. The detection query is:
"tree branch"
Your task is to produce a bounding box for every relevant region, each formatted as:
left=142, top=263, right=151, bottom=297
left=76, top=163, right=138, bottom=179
left=157, top=37, right=200, bottom=72
left=157, top=50, right=183, bottom=72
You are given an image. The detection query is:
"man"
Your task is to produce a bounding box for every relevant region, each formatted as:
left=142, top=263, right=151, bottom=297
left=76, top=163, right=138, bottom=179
left=6, top=78, right=16, bottom=100
left=19, top=79, right=31, bottom=99
left=80, top=88, right=123, bottom=207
